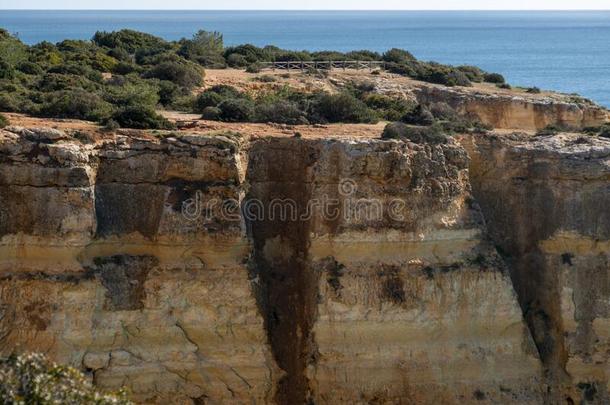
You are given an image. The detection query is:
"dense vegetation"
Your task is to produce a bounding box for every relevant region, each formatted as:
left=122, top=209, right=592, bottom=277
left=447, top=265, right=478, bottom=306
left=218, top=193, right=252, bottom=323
left=0, top=27, right=507, bottom=129
left=381, top=101, right=491, bottom=143
left=0, top=353, right=131, bottom=404
left=191, top=81, right=413, bottom=125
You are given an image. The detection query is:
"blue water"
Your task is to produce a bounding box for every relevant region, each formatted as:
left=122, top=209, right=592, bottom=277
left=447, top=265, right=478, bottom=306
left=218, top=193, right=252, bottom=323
left=1, top=10, right=609, bottom=107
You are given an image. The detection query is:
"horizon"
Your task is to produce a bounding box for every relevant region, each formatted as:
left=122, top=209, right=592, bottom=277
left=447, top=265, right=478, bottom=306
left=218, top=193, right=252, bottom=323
left=2, top=8, right=610, bottom=11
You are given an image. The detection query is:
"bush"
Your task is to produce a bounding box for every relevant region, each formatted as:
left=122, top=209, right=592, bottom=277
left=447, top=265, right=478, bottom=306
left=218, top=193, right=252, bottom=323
left=195, top=91, right=224, bottom=110
left=103, top=118, right=120, bottom=131
left=226, top=53, right=249, bottom=68
left=313, top=92, right=378, bottom=124
left=143, top=61, right=203, bottom=89
left=255, top=100, right=307, bottom=124
left=0, top=353, right=131, bottom=404
left=0, top=113, right=9, bottom=128
left=111, top=105, right=174, bottom=129
left=484, top=72, right=505, bottom=84
left=0, top=59, right=15, bottom=80
left=246, top=62, right=264, bottom=73
left=38, top=89, right=112, bottom=121
left=457, top=65, right=485, bottom=82
left=218, top=98, right=255, bottom=122
left=382, top=48, right=416, bottom=64
left=363, top=93, right=413, bottom=121
left=496, top=83, right=511, bottom=89
left=93, top=29, right=169, bottom=54
left=402, top=104, right=434, bottom=126
left=253, top=74, right=276, bottom=83
left=526, top=86, right=541, bottom=94
left=201, top=106, right=222, bottom=120
left=381, top=121, right=449, bottom=144
left=16, top=61, right=43, bottom=75
left=178, top=30, right=225, bottom=68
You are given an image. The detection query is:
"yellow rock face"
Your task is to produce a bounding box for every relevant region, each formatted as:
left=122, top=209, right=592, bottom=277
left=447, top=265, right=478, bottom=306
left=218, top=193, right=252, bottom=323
left=465, top=132, right=610, bottom=404
left=1, top=124, right=605, bottom=404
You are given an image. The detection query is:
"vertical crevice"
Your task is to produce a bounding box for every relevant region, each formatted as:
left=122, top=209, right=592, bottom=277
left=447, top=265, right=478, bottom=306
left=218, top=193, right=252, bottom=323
left=245, top=138, right=320, bottom=405
left=463, top=136, right=572, bottom=403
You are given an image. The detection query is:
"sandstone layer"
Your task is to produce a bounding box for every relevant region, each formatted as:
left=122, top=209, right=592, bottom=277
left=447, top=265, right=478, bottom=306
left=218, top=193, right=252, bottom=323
left=463, top=132, right=610, bottom=404
left=0, top=125, right=545, bottom=403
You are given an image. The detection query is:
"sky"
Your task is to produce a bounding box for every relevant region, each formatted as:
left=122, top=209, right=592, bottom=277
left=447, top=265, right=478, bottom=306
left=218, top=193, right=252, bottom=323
left=1, top=0, right=609, bottom=9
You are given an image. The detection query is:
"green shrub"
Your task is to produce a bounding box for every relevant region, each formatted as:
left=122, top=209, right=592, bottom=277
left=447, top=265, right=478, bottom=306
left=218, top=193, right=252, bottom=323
left=382, top=48, right=416, bottom=64
left=195, top=91, right=224, bottom=110
left=104, top=80, right=159, bottom=109
left=255, top=100, right=307, bottom=124
left=218, top=98, right=255, bottom=122
left=0, top=113, right=9, bottom=128
left=103, top=119, right=120, bottom=131
left=484, top=72, right=506, bottom=84
left=381, top=121, right=449, bottom=144
left=0, top=59, right=15, bottom=80
left=111, top=105, right=174, bottom=129
left=313, top=92, right=378, bottom=124
left=93, top=29, right=169, bottom=54
left=526, top=86, right=541, bottom=94
left=402, top=104, right=434, bottom=126
left=0, top=352, right=131, bottom=404
left=363, top=93, right=413, bottom=121
left=113, top=61, right=139, bottom=75
left=38, top=89, right=112, bottom=121
left=143, top=61, right=203, bottom=89
left=253, top=74, right=276, bottom=83
left=207, top=84, right=244, bottom=99
left=226, top=53, right=249, bottom=68
left=497, top=83, right=511, bottom=89
left=457, top=65, right=485, bottom=82
left=246, top=62, right=264, bottom=73
left=201, top=106, right=222, bottom=120
left=16, top=61, right=43, bottom=75
left=178, top=30, right=225, bottom=68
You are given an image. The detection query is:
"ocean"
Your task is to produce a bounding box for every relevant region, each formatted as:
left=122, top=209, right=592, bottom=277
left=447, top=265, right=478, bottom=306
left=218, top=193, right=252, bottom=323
left=1, top=10, right=609, bottom=107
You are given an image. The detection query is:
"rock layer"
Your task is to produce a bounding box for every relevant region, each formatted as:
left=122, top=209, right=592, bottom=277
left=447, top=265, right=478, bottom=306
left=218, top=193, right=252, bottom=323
left=0, top=124, right=608, bottom=404
left=464, top=132, right=610, bottom=404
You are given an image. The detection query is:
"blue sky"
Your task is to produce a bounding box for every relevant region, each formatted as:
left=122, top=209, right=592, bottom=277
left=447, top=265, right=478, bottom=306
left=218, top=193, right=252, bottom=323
left=2, top=0, right=609, bottom=9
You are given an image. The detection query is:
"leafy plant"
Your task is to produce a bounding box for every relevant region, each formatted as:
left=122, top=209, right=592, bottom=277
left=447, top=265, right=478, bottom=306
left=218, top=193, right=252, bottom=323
left=0, top=352, right=131, bottom=404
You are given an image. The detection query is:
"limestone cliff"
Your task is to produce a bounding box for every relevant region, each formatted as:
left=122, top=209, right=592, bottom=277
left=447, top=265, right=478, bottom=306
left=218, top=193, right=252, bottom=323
left=463, top=132, right=610, bottom=404
left=0, top=125, right=545, bottom=404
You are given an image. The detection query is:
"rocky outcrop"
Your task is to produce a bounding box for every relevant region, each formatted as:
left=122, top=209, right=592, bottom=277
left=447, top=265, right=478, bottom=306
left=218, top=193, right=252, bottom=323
left=463, top=132, right=610, bottom=404
left=413, top=85, right=608, bottom=131
left=367, top=75, right=608, bottom=131
left=0, top=127, right=276, bottom=404
left=0, top=126, right=542, bottom=403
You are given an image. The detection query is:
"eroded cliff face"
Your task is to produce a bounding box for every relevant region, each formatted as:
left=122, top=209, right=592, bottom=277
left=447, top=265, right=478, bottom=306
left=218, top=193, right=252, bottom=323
left=412, top=85, right=608, bottom=131
left=0, top=125, right=544, bottom=404
left=463, top=132, right=610, bottom=404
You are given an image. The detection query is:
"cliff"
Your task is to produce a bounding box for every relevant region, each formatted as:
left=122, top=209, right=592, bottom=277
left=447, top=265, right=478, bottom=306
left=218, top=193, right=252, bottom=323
left=0, top=69, right=609, bottom=404
left=0, top=123, right=544, bottom=404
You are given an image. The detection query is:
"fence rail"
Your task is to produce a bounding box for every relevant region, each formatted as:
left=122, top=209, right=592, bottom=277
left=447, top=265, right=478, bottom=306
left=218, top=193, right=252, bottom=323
left=260, top=60, right=385, bottom=71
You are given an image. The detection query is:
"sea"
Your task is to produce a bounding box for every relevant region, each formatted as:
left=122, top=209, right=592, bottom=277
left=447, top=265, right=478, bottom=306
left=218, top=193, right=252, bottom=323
left=1, top=10, right=609, bottom=107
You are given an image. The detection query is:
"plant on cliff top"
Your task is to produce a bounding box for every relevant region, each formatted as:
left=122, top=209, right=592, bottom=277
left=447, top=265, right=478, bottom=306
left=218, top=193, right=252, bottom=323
left=0, top=352, right=131, bottom=404
left=0, top=113, right=9, bottom=128
left=381, top=121, right=449, bottom=144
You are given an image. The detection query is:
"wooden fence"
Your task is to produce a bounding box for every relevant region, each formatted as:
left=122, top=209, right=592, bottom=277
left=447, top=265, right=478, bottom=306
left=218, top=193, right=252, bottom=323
left=260, top=60, right=385, bottom=71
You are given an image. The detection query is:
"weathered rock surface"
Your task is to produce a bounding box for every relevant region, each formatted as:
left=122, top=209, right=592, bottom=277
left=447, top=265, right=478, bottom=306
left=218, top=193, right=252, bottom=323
left=463, top=132, right=610, bottom=404
left=0, top=123, right=608, bottom=404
